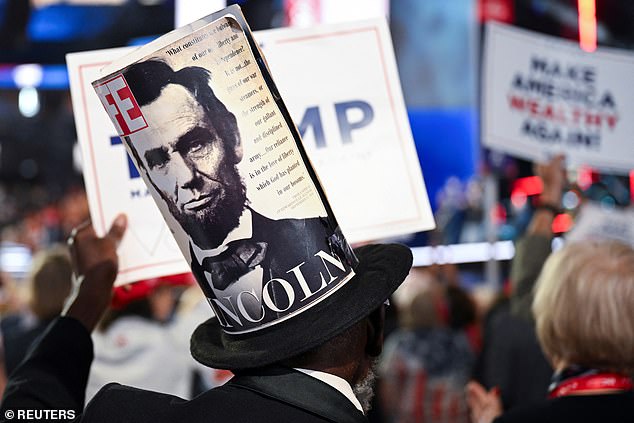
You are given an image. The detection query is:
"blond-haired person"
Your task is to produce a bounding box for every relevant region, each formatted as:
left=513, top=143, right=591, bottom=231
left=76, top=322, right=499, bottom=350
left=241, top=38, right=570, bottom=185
left=467, top=239, right=634, bottom=423
left=1, top=245, right=72, bottom=375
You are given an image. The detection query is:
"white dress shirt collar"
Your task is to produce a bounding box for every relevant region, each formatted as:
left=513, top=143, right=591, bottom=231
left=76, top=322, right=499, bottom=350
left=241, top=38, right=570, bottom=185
left=294, top=368, right=364, bottom=414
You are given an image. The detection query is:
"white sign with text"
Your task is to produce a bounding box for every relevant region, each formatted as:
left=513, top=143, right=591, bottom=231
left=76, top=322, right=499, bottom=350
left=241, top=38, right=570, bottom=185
left=483, top=22, right=634, bottom=173
left=256, top=18, right=434, bottom=241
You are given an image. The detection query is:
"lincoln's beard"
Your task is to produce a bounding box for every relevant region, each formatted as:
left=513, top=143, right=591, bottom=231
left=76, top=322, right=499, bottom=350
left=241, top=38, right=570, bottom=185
left=353, top=359, right=378, bottom=415
left=168, top=163, right=247, bottom=250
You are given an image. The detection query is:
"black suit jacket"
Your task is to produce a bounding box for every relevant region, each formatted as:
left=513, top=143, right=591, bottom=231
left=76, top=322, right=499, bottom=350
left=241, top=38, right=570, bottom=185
left=1, top=317, right=367, bottom=423
left=494, top=392, right=634, bottom=423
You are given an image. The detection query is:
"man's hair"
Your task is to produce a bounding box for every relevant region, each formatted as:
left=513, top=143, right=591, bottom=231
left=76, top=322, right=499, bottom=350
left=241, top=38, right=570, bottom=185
left=532, top=239, right=634, bottom=374
left=122, top=59, right=240, bottom=170
left=28, top=245, right=72, bottom=320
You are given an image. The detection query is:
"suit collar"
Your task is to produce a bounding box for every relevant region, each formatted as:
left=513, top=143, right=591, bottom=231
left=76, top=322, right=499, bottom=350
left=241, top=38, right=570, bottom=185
left=294, top=368, right=364, bottom=413
left=229, top=366, right=367, bottom=423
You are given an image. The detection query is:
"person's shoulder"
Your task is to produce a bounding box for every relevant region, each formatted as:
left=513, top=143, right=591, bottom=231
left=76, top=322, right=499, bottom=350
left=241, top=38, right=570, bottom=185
left=493, top=399, right=557, bottom=423
left=170, top=380, right=334, bottom=422
left=87, top=378, right=360, bottom=423
left=84, top=382, right=283, bottom=422
left=84, top=383, right=246, bottom=422
left=84, top=383, right=187, bottom=421
left=495, top=394, right=634, bottom=423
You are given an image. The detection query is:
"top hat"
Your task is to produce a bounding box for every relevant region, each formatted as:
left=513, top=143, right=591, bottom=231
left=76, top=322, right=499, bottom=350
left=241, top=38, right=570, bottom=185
left=92, top=6, right=414, bottom=370
left=190, top=243, right=412, bottom=370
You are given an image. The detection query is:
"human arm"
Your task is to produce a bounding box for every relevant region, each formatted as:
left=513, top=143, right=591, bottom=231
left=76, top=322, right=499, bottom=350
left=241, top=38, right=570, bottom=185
left=510, top=155, right=565, bottom=319
left=526, top=155, right=566, bottom=237
left=64, top=215, right=127, bottom=331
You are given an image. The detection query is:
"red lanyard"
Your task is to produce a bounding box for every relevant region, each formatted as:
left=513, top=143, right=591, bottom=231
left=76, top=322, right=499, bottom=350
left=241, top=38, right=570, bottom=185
left=549, top=373, right=633, bottom=398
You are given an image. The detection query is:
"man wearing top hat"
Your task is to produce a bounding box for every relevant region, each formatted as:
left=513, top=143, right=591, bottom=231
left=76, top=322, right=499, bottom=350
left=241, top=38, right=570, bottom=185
left=119, top=59, right=355, bottom=334
left=1, top=212, right=412, bottom=422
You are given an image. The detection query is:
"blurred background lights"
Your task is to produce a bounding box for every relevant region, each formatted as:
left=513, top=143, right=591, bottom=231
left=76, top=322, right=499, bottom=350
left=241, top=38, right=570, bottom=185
left=578, top=0, right=597, bottom=52
left=18, top=87, right=40, bottom=118
left=13, top=64, right=44, bottom=88
left=562, top=190, right=580, bottom=210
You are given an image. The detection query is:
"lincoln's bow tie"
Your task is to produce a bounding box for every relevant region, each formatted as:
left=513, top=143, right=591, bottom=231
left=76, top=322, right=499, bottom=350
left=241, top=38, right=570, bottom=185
left=202, top=240, right=268, bottom=290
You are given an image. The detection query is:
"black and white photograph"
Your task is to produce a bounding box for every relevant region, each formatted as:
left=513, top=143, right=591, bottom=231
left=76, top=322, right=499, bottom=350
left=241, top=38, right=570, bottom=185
left=94, top=13, right=357, bottom=333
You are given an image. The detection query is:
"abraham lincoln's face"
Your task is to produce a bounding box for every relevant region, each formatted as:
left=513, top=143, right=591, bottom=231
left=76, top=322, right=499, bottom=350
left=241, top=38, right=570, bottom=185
left=137, top=84, right=246, bottom=249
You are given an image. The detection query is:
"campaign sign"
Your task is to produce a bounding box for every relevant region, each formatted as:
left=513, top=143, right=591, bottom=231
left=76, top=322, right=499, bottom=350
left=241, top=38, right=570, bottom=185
left=67, top=48, right=190, bottom=286
left=256, top=19, right=435, bottom=241
left=482, top=22, right=634, bottom=173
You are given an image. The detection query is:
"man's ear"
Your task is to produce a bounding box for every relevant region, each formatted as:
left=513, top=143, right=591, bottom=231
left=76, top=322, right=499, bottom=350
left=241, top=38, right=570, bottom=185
left=365, top=305, right=386, bottom=357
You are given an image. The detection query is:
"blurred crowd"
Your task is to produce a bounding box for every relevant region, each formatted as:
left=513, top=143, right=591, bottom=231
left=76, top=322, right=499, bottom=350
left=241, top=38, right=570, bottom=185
left=1, top=155, right=633, bottom=423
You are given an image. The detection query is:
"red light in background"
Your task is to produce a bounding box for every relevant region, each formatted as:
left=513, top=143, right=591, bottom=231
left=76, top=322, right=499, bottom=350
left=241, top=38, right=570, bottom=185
left=512, top=176, right=543, bottom=197
left=630, top=170, right=634, bottom=203
left=510, top=190, right=527, bottom=209
left=478, top=0, right=514, bottom=23
left=284, top=0, right=320, bottom=26
left=577, top=165, right=594, bottom=190
left=552, top=213, right=573, bottom=233
left=578, top=0, right=597, bottom=52
left=491, top=202, right=507, bottom=225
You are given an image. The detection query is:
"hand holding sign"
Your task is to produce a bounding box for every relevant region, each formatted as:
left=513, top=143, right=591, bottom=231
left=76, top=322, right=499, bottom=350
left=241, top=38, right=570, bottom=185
left=535, top=154, right=566, bottom=207
left=64, top=214, right=127, bottom=332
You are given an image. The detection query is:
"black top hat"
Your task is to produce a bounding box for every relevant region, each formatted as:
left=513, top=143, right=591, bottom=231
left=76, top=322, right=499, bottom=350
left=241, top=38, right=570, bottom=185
left=190, top=243, right=412, bottom=370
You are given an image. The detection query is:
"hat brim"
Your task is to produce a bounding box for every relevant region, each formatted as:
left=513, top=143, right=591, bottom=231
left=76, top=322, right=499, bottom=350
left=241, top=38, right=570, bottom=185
left=190, top=243, right=412, bottom=370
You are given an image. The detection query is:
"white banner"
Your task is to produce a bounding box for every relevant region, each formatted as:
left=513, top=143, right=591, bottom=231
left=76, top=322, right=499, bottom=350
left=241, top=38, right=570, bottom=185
left=67, top=18, right=433, bottom=284
left=482, top=22, right=634, bottom=174
left=256, top=19, right=434, bottom=241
